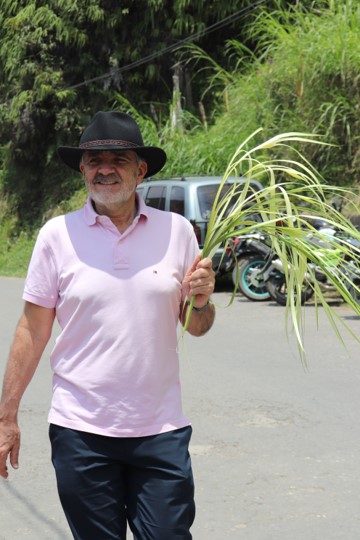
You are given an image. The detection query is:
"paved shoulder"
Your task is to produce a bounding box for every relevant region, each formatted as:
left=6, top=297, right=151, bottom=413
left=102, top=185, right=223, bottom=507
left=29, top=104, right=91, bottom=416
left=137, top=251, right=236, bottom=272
left=0, top=277, right=70, bottom=540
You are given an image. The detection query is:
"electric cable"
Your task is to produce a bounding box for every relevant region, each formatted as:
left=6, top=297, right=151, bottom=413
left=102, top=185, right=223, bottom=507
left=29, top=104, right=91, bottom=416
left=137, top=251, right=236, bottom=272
left=65, top=0, right=270, bottom=90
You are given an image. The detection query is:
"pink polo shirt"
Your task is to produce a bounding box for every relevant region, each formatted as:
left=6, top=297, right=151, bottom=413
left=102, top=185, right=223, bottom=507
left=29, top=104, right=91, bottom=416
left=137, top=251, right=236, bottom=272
left=23, top=195, right=199, bottom=437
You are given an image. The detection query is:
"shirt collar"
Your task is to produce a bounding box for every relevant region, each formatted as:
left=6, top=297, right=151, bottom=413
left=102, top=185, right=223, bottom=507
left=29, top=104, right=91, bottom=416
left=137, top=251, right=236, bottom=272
left=83, top=193, right=149, bottom=226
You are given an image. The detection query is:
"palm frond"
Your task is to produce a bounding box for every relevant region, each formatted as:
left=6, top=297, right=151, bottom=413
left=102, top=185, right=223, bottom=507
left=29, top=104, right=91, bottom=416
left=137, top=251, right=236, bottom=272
left=184, top=130, right=360, bottom=364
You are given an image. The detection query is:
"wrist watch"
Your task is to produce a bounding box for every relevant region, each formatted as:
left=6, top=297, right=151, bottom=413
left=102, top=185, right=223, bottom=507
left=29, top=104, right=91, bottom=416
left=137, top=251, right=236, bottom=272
left=190, top=300, right=211, bottom=312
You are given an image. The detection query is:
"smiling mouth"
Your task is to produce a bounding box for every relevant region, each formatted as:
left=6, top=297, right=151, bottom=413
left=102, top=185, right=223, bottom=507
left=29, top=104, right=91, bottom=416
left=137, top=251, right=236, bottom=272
left=93, top=174, right=121, bottom=185
left=94, top=180, right=119, bottom=185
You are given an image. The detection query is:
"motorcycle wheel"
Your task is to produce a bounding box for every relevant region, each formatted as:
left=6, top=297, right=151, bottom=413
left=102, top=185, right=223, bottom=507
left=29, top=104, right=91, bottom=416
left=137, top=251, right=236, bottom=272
left=266, top=274, right=314, bottom=306
left=233, top=256, right=271, bottom=301
left=347, top=279, right=360, bottom=305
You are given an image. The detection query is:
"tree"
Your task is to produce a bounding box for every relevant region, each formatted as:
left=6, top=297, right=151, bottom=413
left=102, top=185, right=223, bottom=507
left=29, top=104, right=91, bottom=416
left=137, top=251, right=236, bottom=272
left=0, top=0, right=310, bottom=224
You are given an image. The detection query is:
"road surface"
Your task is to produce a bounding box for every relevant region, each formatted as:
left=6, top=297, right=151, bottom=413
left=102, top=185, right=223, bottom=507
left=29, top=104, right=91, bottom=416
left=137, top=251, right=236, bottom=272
left=1, top=277, right=360, bottom=539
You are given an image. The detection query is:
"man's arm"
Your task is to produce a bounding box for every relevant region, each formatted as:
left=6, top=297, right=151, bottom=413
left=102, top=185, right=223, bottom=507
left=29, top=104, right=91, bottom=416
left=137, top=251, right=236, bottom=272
left=0, top=301, right=55, bottom=479
left=180, top=255, right=216, bottom=336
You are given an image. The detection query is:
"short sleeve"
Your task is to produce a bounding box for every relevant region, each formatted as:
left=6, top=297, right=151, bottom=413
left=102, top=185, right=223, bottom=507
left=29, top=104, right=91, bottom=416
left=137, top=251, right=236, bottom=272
left=23, top=231, right=59, bottom=308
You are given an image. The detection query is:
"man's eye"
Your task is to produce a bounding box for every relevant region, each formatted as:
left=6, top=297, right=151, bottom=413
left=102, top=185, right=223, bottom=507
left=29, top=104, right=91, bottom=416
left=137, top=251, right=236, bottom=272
left=84, top=155, right=131, bottom=166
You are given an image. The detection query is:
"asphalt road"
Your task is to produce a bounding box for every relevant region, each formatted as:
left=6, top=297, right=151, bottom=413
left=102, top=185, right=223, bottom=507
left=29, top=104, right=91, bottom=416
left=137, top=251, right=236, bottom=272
left=1, top=276, right=360, bottom=539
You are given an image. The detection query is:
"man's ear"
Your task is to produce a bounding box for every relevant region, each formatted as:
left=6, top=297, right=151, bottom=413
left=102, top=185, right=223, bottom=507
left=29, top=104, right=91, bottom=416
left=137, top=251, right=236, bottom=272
left=137, top=160, right=148, bottom=183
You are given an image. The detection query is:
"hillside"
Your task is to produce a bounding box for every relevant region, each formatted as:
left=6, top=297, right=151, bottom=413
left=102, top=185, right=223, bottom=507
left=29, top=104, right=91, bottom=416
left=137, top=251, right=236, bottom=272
left=0, top=1, right=359, bottom=276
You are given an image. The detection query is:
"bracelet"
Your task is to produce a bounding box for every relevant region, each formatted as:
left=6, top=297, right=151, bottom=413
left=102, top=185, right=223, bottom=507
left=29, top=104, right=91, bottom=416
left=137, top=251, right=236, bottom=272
left=187, top=300, right=211, bottom=312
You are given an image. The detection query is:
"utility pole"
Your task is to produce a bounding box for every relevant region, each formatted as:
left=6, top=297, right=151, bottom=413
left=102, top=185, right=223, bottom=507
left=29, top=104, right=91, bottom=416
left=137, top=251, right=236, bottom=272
left=171, top=65, right=183, bottom=134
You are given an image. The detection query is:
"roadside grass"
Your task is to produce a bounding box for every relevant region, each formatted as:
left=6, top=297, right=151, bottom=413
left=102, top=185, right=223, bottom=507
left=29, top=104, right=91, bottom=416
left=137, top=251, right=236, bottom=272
left=0, top=229, right=35, bottom=277
left=0, top=186, right=88, bottom=277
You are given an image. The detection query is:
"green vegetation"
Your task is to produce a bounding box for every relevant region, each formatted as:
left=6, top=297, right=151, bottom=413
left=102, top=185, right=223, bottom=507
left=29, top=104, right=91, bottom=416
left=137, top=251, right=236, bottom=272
left=182, top=130, right=360, bottom=361
left=163, top=0, right=360, bottom=185
left=0, top=0, right=359, bottom=276
left=0, top=0, right=265, bottom=225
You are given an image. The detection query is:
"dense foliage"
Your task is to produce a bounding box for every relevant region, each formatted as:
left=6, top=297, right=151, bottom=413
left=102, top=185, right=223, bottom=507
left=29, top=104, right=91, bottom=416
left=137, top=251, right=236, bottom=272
left=0, top=0, right=274, bottom=224
left=162, top=0, right=360, bottom=189
left=0, top=0, right=359, bottom=277
left=0, top=0, right=316, bottom=225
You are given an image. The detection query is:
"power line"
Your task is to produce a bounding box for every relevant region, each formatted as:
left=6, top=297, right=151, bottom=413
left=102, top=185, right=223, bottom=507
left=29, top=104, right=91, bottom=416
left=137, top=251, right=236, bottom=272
left=65, top=0, right=269, bottom=91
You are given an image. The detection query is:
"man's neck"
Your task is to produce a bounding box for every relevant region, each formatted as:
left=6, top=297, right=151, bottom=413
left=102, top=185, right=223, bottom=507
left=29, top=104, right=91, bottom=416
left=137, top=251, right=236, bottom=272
left=92, top=198, right=138, bottom=233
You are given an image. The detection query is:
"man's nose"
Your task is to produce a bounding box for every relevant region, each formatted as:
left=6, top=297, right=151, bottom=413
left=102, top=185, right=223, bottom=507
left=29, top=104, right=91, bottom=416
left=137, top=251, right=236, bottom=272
left=98, top=162, right=116, bottom=174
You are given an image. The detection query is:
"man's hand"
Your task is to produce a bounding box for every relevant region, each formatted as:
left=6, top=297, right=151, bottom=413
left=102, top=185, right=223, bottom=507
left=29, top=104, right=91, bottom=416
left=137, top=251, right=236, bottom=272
left=181, top=255, right=216, bottom=336
left=182, top=255, right=215, bottom=308
left=0, top=419, right=20, bottom=479
left=0, top=302, right=55, bottom=479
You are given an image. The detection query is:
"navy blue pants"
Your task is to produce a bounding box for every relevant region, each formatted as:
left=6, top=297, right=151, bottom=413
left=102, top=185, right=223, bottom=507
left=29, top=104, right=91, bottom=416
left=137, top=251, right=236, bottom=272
left=49, top=424, right=195, bottom=540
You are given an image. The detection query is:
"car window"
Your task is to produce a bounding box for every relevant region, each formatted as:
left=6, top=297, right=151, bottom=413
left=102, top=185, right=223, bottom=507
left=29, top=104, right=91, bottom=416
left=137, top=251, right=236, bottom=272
left=197, top=183, right=259, bottom=219
left=145, top=186, right=166, bottom=210
left=169, top=186, right=185, bottom=216
left=197, top=184, right=237, bottom=219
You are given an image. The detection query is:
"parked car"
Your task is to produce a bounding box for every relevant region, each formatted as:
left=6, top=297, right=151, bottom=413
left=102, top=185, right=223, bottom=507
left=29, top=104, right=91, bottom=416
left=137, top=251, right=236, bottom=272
left=136, top=175, right=264, bottom=274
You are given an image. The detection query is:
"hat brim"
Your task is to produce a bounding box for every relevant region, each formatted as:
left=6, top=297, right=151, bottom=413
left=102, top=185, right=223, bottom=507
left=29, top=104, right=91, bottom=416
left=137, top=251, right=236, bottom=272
left=57, top=145, right=167, bottom=178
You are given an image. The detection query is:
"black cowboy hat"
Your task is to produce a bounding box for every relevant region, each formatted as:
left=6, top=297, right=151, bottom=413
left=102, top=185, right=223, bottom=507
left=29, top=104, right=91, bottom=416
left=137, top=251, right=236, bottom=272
left=57, top=111, right=167, bottom=178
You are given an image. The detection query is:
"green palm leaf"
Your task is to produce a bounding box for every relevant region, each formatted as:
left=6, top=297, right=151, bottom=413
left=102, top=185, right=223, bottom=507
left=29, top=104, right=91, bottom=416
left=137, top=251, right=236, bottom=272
left=184, top=130, right=360, bottom=363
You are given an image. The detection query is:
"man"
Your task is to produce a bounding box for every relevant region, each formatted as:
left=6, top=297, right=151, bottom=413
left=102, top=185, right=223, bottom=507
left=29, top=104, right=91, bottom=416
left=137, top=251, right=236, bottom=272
left=0, top=111, right=215, bottom=539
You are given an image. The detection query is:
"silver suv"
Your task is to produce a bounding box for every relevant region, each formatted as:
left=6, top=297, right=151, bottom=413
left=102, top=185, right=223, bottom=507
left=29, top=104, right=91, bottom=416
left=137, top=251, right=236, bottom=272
left=137, top=175, right=264, bottom=273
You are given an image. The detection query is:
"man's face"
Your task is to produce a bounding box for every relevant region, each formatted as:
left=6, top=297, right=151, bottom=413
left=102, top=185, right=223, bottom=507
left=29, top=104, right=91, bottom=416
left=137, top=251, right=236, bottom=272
left=80, top=149, right=147, bottom=209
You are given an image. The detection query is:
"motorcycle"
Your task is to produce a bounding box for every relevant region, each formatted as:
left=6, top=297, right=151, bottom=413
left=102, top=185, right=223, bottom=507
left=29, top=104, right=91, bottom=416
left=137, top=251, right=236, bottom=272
left=261, top=252, right=315, bottom=306
left=226, top=220, right=346, bottom=304
left=265, top=233, right=360, bottom=306
left=225, top=217, right=360, bottom=306
left=225, top=233, right=273, bottom=301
